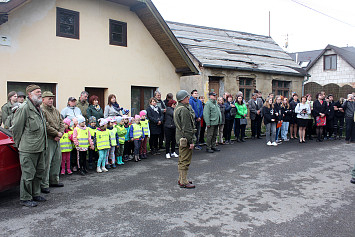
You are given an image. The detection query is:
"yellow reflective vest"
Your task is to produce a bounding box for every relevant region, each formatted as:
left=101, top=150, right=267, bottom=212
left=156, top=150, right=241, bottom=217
left=108, top=127, right=117, bottom=147
left=75, top=127, right=90, bottom=148
left=95, top=129, right=110, bottom=150
left=60, top=131, right=73, bottom=152
left=132, top=123, right=143, bottom=139
left=140, top=119, right=149, bottom=136
left=115, top=124, right=127, bottom=145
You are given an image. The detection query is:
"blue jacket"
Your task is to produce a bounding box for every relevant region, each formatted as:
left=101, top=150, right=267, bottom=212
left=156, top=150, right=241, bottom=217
left=189, top=97, right=203, bottom=119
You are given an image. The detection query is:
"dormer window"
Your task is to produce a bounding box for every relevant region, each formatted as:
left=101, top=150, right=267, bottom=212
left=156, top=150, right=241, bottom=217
left=324, top=55, right=337, bottom=70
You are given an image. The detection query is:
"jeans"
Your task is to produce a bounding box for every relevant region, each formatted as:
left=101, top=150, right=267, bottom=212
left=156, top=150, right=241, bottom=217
left=275, top=127, right=280, bottom=141
left=224, top=119, right=234, bottom=141
left=266, top=123, right=276, bottom=143
left=280, top=121, right=289, bottom=140
left=134, top=140, right=142, bottom=155
left=334, top=116, right=344, bottom=137
left=194, top=120, right=201, bottom=145
left=345, top=118, right=355, bottom=141
left=234, top=118, right=246, bottom=140
left=251, top=115, right=262, bottom=138
left=165, top=127, right=176, bottom=154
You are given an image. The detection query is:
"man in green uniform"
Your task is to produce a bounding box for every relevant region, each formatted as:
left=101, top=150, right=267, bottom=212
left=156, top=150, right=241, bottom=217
left=174, top=90, right=196, bottom=189
left=203, top=91, right=222, bottom=153
left=77, top=91, right=89, bottom=120
left=40, top=91, right=65, bottom=194
left=12, top=85, right=47, bottom=207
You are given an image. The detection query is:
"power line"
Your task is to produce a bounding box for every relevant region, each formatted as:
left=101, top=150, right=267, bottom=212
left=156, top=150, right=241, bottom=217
left=291, top=0, right=355, bottom=28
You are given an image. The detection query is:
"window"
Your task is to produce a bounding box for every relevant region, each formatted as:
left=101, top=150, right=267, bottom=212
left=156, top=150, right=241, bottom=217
left=131, top=86, right=156, bottom=116
left=238, top=77, right=255, bottom=102
left=56, top=7, right=79, bottom=39
left=324, top=55, right=337, bottom=70
left=7, top=82, right=57, bottom=106
left=109, top=19, right=127, bottom=47
left=272, top=80, right=290, bottom=98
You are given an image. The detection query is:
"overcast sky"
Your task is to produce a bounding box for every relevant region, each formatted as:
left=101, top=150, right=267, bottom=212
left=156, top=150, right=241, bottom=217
left=152, top=0, right=355, bottom=53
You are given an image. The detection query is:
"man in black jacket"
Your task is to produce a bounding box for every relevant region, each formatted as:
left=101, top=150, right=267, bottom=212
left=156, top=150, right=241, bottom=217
left=248, top=93, right=263, bottom=139
left=342, top=94, right=355, bottom=144
left=324, top=95, right=335, bottom=140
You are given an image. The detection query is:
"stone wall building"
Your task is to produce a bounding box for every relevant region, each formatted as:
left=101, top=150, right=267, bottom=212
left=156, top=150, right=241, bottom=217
left=289, top=45, right=355, bottom=99
left=0, top=0, right=198, bottom=115
left=168, top=21, right=306, bottom=101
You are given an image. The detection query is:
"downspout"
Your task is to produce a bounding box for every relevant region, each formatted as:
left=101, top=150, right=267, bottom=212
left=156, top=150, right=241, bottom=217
left=302, top=74, right=310, bottom=96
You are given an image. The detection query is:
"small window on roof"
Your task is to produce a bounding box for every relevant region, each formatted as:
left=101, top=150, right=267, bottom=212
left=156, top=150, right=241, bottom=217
left=300, top=61, right=310, bottom=68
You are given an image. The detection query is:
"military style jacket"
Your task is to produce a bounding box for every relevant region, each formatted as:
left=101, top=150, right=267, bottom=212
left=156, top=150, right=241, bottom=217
left=12, top=99, right=47, bottom=153
left=1, top=101, right=12, bottom=128
left=41, top=104, right=65, bottom=140
left=174, top=103, right=196, bottom=145
left=203, top=99, right=222, bottom=126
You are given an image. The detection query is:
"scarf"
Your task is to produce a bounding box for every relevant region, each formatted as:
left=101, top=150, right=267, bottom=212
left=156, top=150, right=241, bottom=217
left=112, top=102, right=121, bottom=112
left=150, top=105, right=159, bottom=113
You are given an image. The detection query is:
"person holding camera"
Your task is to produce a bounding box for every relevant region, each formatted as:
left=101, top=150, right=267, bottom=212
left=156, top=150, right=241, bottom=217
left=295, top=96, right=311, bottom=143
left=174, top=90, right=196, bottom=189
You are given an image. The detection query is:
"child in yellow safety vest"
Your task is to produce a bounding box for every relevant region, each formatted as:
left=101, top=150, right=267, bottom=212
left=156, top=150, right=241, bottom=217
left=130, top=115, right=145, bottom=162
left=95, top=118, right=110, bottom=173
left=60, top=118, right=74, bottom=175
left=88, top=116, right=99, bottom=170
left=139, top=110, right=150, bottom=159
left=115, top=116, right=127, bottom=165
left=106, top=117, right=119, bottom=169
left=73, top=115, right=94, bottom=176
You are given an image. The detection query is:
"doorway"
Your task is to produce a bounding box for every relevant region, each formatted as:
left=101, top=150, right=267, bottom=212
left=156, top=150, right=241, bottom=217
left=85, top=87, right=106, bottom=109
left=209, top=76, right=223, bottom=96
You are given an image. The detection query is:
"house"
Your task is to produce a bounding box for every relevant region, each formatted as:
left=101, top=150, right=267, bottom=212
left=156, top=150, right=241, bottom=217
left=168, top=21, right=307, bottom=101
left=0, top=0, right=198, bottom=115
left=289, top=44, right=355, bottom=99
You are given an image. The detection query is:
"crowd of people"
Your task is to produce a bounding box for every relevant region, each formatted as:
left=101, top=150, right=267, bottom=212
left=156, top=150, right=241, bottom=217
left=2, top=85, right=355, bottom=207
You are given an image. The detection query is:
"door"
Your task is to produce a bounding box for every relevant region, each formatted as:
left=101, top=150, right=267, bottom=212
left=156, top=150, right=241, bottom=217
left=85, top=87, right=106, bottom=109
left=209, top=76, right=222, bottom=96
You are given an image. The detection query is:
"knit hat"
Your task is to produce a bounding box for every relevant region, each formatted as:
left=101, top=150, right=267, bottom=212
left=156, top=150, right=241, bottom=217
left=77, top=115, right=85, bottom=124
left=99, top=118, right=108, bottom=127
left=26, top=84, right=41, bottom=95
left=63, top=118, right=71, bottom=126
left=139, top=110, right=147, bottom=117
left=134, top=115, right=141, bottom=120
left=88, top=116, right=96, bottom=124
left=116, top=116, right=123, bottom=124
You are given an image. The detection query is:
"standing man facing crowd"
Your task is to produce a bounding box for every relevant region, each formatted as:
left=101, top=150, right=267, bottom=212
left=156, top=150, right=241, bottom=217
left=174, top=90, right=196, bottom=189
left=40, top=91, right=65, bottom=194
left=12, top=85, right=47, bottom=207
left=203, top=91, right=222, bottom=153
left=189, top=90, right=203, bottom=150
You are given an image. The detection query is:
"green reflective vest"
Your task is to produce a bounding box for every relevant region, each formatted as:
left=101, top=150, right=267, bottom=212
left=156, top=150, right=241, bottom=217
left=108, top=127, right=117, bottom=147
left=140, top=119, right=149, bottom=135
left=88, top=127, right=96, bottom=138
left=115, top=125, right=126, bottom=144
left=76, top=127, right=89, bottom=148
left=132, top=123, right=143, bottom=139
left=60, top=131, right=73, bottom=152
left=96, top=129, right=110, bottom=150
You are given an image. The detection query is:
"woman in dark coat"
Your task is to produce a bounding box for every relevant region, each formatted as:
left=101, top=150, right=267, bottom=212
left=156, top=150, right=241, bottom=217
left=147, top=97, right=164, bottom=155
left=223, top=95, right=236, bottom=144
left=312, top=92, right=327, bottom=142
left=164, top=100, right=178, bottom=159
left=86, top=95, right=104, bottom=126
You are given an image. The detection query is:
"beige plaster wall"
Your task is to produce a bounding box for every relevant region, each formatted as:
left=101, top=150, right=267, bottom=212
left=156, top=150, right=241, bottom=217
left=0, top=0, right=180, bottom=111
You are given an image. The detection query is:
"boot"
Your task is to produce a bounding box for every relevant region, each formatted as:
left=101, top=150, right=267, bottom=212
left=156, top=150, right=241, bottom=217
left=116, top=157, right=120, bottom=165
left=134, top=155, right=139, bottom=162
left=179, top=170, right=195, bottom=189
left=120, top=156, right=124, bottom=165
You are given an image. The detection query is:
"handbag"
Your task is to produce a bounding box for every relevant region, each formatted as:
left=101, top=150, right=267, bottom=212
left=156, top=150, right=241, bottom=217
left=277, top=121, right=282, bottom=128
left=240, top=118, right=247, bottom=125
left=316, top=116, right=326, bottom=126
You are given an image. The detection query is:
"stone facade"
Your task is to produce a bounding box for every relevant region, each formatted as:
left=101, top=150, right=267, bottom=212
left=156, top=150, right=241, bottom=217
left=306, top=49, right=355, bottom=87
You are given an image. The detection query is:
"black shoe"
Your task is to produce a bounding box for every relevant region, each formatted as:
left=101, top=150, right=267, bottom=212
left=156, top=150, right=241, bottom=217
left=237, top=139, right=241, bottom=143
left=308, top=137, right=313, bottom=140
left=350, top=178, right=355, bottom=184
left=79, top=170, right=86, bottom=176
left=257, top=136, right=262, bottom=139
left=41, top=188, right=50, bottom=194
left=206, top=149, right=214, bottom=153
left=211, top=147, right=221, bottom=152
left=20, top=200, right=37, bottom=207
left=33, top=196, right=46, bottom=202
left=49, top=183, right=64, bottom=188
left=241, top=139, right=246, bottom=142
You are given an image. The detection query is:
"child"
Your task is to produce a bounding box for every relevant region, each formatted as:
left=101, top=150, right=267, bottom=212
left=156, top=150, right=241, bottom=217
left=95, top=118, right=110, bottom=173
left=70, top=117, right=79, bottom=172
left=115, top=116, right=127, bottom=165
left=73, top=115, right=94, bottom=175
left=87, top=116, right=99, bottom=170
left=123, top=116, right=134, bottom=161
left=60, top=118, right=73, bottom=175
left=106, top=117, right=118, bottom=169
left=139, top=110, right=150, bottom=159
left=130, top=115, right=145, bottom=162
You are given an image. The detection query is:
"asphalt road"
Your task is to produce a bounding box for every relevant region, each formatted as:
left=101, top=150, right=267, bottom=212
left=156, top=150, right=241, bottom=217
left=1, top=138, right=355, bottom=237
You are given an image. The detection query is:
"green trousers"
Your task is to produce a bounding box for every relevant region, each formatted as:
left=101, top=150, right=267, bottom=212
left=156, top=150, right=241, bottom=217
left=178, top=145, right=192, bottom=185
left=19, top=151, right=45, bottom=201
left=206, top=125, right=218, bottom=149
left=352, top=163, right=355, bottom=178
left=41, top=139, right=61, bottom=189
